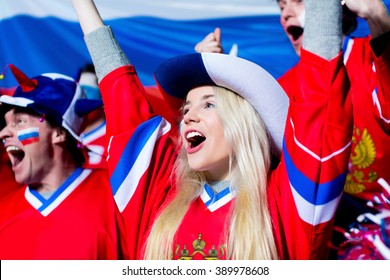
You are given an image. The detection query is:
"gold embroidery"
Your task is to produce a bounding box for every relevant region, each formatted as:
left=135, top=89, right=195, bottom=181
left=175, top=233, right=226, bottom=260
left=351, top=128, right=376, bottom=169
left=175, top=244, right=192, bottom=260
left=345, top=127, right=378, bottom=194
left=193, top=234, right=206, bottom=252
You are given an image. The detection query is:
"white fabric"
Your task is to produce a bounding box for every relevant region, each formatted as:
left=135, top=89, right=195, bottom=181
left=0, top=95, right=33, bottom=107
left=201, top=53, right=289, bottom=155
left=0, top=0, right=280, bottom=21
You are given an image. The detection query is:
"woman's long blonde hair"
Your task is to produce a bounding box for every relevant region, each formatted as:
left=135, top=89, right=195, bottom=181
left=144, top=86, right=278, bottom=259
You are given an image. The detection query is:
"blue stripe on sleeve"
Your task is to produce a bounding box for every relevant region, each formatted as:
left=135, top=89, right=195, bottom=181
left=283, top=139, right=347, bottom=205
left=110, top=116, right=163, bottom=195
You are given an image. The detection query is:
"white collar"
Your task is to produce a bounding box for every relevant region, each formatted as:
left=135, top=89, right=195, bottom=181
left=200, top=183, right=235, bottom=212
left=25, top=168, right=91, bottom=216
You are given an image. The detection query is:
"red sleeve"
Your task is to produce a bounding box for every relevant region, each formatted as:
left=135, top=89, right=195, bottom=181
left=99, top=66, right=178, bottom=259
left=100, top=66, right=155, bottom=136
left=269, top=49, right=353, bottom=259
left=277, top=65, right=298, bottom=99
left=372, top=40, right=390, bottom=133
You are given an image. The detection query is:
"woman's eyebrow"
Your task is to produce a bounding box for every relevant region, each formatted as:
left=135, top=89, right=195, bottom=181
left=183, top=94, right=215, bottom=107
left=202, top=94, right=215, bottom=100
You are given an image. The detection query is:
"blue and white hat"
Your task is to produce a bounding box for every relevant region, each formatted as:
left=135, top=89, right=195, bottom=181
left=0, top=64, right=102, bottom=141
left=154, top=53, right=289, bottom=157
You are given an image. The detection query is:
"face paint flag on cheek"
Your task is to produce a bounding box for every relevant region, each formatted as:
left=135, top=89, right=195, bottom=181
left=17, top=127, right=40, bottom=145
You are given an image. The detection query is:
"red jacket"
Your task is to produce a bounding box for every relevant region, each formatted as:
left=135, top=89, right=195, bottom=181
left=279, top=36, right=390, bottom=201
left=100, top=49, right=352, bottom=259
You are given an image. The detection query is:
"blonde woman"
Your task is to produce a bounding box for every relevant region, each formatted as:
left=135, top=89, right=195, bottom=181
left=72, top=0, right=352, bottom=259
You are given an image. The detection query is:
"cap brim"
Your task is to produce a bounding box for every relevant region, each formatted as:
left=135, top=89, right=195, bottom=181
left=0, top=95, right=34, bottom=108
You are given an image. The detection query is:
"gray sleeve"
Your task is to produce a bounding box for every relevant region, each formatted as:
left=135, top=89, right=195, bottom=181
left=303, top=0, right=342, bottom=60
left=84, top=26, right=130, bottom=82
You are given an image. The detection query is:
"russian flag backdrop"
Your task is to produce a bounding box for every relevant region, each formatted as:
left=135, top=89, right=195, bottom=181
left=0, top=0, right=387, bottom=88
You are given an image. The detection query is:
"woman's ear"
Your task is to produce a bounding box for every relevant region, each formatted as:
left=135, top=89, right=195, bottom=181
left=52, top=127, right=67, bottom=144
